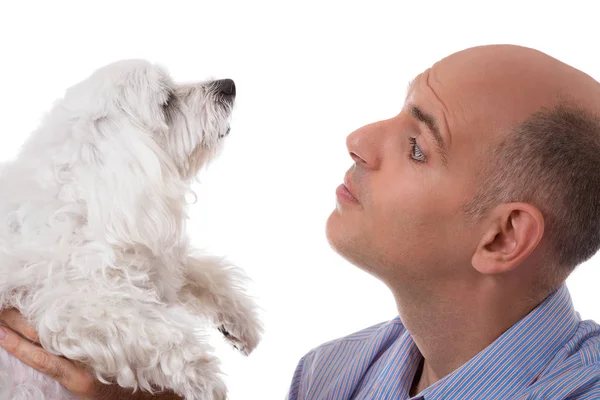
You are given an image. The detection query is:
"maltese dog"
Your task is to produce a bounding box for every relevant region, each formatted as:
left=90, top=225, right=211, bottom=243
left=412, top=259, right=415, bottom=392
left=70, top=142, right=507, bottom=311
left=0, top=60, right=262, bottom=400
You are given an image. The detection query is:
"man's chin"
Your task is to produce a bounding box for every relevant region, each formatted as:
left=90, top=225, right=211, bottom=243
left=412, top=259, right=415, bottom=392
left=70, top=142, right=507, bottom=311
left=325, top=209, right=342, bottom=248
left=325, top=210, right=389, bottom=279
left=325, top=210, right=361, bottom=263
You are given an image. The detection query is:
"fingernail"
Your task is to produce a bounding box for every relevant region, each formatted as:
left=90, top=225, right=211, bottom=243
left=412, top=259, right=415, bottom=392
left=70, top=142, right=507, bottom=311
left=0, top=328, right=6, bottom=341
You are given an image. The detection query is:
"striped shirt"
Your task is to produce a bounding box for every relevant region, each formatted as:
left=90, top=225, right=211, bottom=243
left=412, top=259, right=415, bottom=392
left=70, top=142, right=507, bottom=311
left=287, top=284, right=600, bottom=399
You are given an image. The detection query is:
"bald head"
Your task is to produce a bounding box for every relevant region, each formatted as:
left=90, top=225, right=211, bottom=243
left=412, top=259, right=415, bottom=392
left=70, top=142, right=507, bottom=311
left=405, top=46, right=600, bottom=172
left=431, top=45, right=600, bottom=132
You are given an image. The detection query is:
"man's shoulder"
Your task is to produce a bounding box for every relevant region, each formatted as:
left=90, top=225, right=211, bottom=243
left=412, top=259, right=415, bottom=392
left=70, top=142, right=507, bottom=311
left=287, top=317, right=407, bottom=400
left=527, top=318, right=600, bottom=399
left=301, top=316, right=405, bottom=362
left=573, top=319, right=600, bottom=367
left=556, top=318, right=600, bottom=369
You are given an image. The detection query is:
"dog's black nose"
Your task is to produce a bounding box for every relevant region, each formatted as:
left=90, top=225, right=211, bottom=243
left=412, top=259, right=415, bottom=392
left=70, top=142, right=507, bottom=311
left=214, top=79, right=236, bottom=96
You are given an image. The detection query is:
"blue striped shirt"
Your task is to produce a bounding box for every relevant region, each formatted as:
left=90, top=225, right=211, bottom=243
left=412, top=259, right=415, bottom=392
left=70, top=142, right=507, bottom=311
left=287, top=284, right=600, bottom=399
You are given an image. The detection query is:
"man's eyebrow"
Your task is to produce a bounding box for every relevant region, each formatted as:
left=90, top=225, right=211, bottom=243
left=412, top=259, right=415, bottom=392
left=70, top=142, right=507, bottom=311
left=409, top=104, right=448, bottom=165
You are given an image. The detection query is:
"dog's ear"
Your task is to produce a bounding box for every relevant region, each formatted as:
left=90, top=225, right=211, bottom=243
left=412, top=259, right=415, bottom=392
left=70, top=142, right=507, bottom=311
left=77, top=115, right=188, bottom=254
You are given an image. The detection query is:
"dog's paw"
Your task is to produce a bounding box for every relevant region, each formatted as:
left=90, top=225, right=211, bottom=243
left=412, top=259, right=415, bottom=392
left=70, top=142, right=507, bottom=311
left=176, top=354, right=227, bottom=400
left=186, top=375, right=226, bottom=400
left=183, top=378, right=227, bottom=400
left=217, top=314, right=262, bottom=356
left=211, top=379, right=227, bottom=400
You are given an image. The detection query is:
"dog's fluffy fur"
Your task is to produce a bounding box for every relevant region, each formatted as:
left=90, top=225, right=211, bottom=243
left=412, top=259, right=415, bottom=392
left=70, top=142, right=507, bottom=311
left=0, top=60, right=262, bottom=400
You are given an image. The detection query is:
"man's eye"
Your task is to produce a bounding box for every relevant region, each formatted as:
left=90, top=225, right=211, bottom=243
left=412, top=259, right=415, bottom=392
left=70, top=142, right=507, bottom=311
left=409, top=137, right=426, bottom=162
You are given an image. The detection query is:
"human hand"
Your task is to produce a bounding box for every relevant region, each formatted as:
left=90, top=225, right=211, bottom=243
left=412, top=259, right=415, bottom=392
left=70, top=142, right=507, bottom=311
left=0, top=308, right=183, bottom=400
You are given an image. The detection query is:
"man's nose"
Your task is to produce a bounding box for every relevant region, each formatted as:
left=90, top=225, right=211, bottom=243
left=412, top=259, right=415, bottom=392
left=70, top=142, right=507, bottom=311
left=346, top=122, right=383, bottom=170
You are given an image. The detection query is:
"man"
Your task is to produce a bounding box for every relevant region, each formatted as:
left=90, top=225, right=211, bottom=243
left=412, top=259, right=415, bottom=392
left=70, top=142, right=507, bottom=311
left=287, top=45, right=600, bottom=399
left=1, top=44, right=600, bottom=399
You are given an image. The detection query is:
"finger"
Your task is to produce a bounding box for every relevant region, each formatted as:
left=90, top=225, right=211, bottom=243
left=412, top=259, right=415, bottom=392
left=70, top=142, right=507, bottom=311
left=0, top=308, right=40, bottom=343
left=0, top=325, right=96, bottom=395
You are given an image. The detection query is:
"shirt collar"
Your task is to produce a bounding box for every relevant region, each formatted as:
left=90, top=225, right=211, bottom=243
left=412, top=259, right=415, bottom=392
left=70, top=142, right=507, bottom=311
left=409, top=284, right=580, bottom=399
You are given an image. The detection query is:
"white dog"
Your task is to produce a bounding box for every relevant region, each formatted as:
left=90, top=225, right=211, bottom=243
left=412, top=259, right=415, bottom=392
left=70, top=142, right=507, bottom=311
left=0, top=60, right=262, bottom=400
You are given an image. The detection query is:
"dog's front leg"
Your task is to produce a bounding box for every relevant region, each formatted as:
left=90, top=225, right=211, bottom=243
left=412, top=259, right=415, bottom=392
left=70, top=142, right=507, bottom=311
left=179, top=254, right=263, bottom=355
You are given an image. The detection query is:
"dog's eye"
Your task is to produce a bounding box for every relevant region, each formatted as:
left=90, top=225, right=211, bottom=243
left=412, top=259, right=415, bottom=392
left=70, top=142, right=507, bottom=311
left=162, top=90, right=178, bottom=122
left=218, top=127, right=231, bottom=139
left=162, top=90, right=175, bottom=110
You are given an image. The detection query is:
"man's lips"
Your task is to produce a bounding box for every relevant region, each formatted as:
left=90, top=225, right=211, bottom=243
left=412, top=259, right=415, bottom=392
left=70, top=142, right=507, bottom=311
left=336, top=173, right=359, bottom=204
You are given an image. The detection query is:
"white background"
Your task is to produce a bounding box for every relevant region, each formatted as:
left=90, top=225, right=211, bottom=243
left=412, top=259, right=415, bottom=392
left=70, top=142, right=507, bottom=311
left=1, top=1, right=599, bottom=399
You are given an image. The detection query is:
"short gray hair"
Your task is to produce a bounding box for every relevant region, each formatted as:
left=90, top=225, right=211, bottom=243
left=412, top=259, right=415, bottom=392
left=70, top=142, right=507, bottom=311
left=461, top=103, right=600, bottom=289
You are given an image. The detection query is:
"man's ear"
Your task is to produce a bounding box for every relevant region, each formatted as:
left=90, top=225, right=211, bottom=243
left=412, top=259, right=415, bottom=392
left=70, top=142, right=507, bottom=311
left=472, top=202, right=545, bottom=275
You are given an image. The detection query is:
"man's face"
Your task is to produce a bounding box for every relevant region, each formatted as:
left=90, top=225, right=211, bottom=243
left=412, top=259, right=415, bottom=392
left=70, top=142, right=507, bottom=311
left=326, top=70, right=480, bottom=286
left=325, top=46, right=569, bottom=287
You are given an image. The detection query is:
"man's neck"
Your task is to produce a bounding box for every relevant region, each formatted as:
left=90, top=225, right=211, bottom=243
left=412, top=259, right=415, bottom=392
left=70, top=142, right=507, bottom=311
left=395, top=279, right=547, bottom=395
